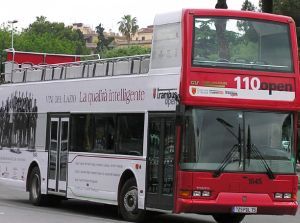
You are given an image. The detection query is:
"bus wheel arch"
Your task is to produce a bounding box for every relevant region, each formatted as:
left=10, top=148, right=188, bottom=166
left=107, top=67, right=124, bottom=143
left=118, top=170, right=144, bottom=222
left=118, top=170, right=135, bottom=203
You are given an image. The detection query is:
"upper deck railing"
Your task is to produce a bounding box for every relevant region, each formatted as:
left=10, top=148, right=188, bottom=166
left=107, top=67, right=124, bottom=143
left=0, top=54, right=151, bottom=84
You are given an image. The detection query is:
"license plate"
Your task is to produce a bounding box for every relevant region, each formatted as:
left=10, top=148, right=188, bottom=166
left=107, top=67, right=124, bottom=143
left=232, top=206, right=257, bottom=214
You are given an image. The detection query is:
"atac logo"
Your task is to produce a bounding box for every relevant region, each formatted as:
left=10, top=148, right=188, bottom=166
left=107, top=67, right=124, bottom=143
left=191, top=87, right=197, bottom=95
left=190, top=80, right=200, bottom=96
left=153, top=88, right=179, bottom=107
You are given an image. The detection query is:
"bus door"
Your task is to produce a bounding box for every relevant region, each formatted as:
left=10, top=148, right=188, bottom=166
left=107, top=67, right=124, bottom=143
left=47, top=116, right=69, bottom=195
left=146, top=114, right=175, bottom=210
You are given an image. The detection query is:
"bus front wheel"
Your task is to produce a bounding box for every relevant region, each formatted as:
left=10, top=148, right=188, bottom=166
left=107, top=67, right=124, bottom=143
left=213, top=213, right=245, bottom=223
left=29, top=166, right=47, bottom=206
left=119, top=178, right=144, bottom=222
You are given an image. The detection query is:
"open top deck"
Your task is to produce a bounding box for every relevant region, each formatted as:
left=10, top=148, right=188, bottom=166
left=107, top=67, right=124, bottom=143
left=1, top=54, right=151, bottom=84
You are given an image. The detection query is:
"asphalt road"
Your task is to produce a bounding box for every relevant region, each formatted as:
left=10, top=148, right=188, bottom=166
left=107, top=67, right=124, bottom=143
left=0, top=182, right=299, bottom=223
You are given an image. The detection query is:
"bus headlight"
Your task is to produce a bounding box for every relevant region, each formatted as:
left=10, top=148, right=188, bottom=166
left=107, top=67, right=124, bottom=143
left=193, top=191, right=202, bottom=197
left=274, top=192, right=292, bottom=199
left=192, top=190, right=211, bottom=197
left=202, top=190, right=211, bottom=197
left=275, top=193, right=283, bottom=199
left=283, top=193, right=292, bottom=199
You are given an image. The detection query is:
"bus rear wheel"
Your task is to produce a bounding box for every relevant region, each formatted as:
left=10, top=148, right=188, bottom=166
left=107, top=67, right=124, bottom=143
left=29, top=166, right=47, bottom=206
left=212, top=213, right=245, bottom=223
left=119, top=178, right=144, bottom=222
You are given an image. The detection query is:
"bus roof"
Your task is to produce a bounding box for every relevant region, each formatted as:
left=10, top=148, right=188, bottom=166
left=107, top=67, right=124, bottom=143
left=184, top=8, right=294, bottom=24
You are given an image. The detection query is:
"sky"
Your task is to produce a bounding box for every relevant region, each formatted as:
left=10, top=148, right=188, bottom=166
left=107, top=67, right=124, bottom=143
left=0, top=0, right=259, bottom=32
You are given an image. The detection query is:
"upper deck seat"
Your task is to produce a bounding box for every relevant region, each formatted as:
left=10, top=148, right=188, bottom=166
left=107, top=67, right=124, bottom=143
left=114, top=60, right=131, bottom=75
left=26, top=69, right=43, bottom=82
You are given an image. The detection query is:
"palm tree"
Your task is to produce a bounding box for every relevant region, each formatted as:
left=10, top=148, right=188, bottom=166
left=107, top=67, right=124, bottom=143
left=261, top=0, right=273, bottom=13
left=215, top=0, right=229, bottom=60
left=118, top=15, right=139, bottom=45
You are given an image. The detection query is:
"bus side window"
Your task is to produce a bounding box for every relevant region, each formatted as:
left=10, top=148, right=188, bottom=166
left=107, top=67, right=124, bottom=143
left=117, top=114, right=144, bottom=156
left=94, top=115, right=116, bottom=153
left=70, top=114, right=93, bottom=152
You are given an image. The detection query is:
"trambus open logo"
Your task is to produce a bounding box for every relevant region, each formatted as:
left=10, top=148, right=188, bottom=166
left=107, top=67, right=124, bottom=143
left=152, top=88, right=179, bottom=107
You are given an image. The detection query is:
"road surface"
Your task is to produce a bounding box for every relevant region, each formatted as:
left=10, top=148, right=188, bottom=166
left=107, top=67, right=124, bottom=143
left=0, top=182, right=299, bottom=223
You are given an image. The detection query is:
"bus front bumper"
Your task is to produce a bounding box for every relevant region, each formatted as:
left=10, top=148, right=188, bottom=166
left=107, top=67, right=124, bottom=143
left=176, top=193, right=298, bottom=215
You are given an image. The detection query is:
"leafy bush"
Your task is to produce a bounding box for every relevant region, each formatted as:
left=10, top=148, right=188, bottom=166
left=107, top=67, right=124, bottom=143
left=103, top=46, right=150, bottom=58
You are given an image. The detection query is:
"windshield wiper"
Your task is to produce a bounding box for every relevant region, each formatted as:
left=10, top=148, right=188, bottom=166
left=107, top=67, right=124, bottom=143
left=213, top=118, right=242, bottom=177
left=216, top=118, right=238, bottom=140
left=247, top=125, right=275, bottom=179
left=213, top=144, right=239, bottom=177
left=247, top=125, right=251, bottom=166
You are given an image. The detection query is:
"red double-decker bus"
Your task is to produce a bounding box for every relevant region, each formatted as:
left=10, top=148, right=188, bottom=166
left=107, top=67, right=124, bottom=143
left=176, top=9, right=299, bottom=222
left=0, top=8, right=298, bottom=223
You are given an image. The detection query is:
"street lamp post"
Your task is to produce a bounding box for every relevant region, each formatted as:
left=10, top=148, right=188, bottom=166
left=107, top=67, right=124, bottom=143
left=8, top=20, right=18, bottom=50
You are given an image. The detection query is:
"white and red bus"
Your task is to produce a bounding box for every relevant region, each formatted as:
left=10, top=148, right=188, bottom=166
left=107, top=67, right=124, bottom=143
left=0, top=9, right=299, bottom=223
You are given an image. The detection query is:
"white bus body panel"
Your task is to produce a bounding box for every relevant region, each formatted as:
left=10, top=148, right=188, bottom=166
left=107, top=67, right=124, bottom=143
left=0, top=73, right=180, bottom=208
left=67, top=153, right=146, bottom=207
left=0, top=74, right=179, bottom=113
left=0, top=150, right=48, bottom=193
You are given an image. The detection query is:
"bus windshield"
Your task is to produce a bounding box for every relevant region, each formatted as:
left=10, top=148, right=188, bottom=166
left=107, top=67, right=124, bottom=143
left=180, top=108, right=295, bottom=174
left=192, top=17, right=293, bottom=72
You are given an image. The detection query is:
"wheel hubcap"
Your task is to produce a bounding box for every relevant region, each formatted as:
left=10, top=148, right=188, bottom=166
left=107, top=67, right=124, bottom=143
left=124, top=188, right=137, bottom=212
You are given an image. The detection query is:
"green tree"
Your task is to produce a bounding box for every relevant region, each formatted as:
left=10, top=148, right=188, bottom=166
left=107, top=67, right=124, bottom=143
left=103, top=45, right=150, bottom=58
left=95, top=23, right=114, bottom=54
left=272, top=0, right=300, bottom=14
left=259, top=0, right=300, bottom=44
left=194, top=20, right=217, bottom=59
left=241, top=0, right=256, bottom=11
left=15, top=16, right=90, bottom=55
left=215, top=0, right=228, bottom=9
left=259, top=0, right=300, bottom=14
left=215, top=0, right=229, bottom=60
left=0, top=25, right=11, bottom=81
left=238, top=1, right=258, bottom=42
left=118, top=15, right=139, bottom=45
left=272, top=0, right=300, bottom=45
left=260, top=0, right=272, bottom=12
